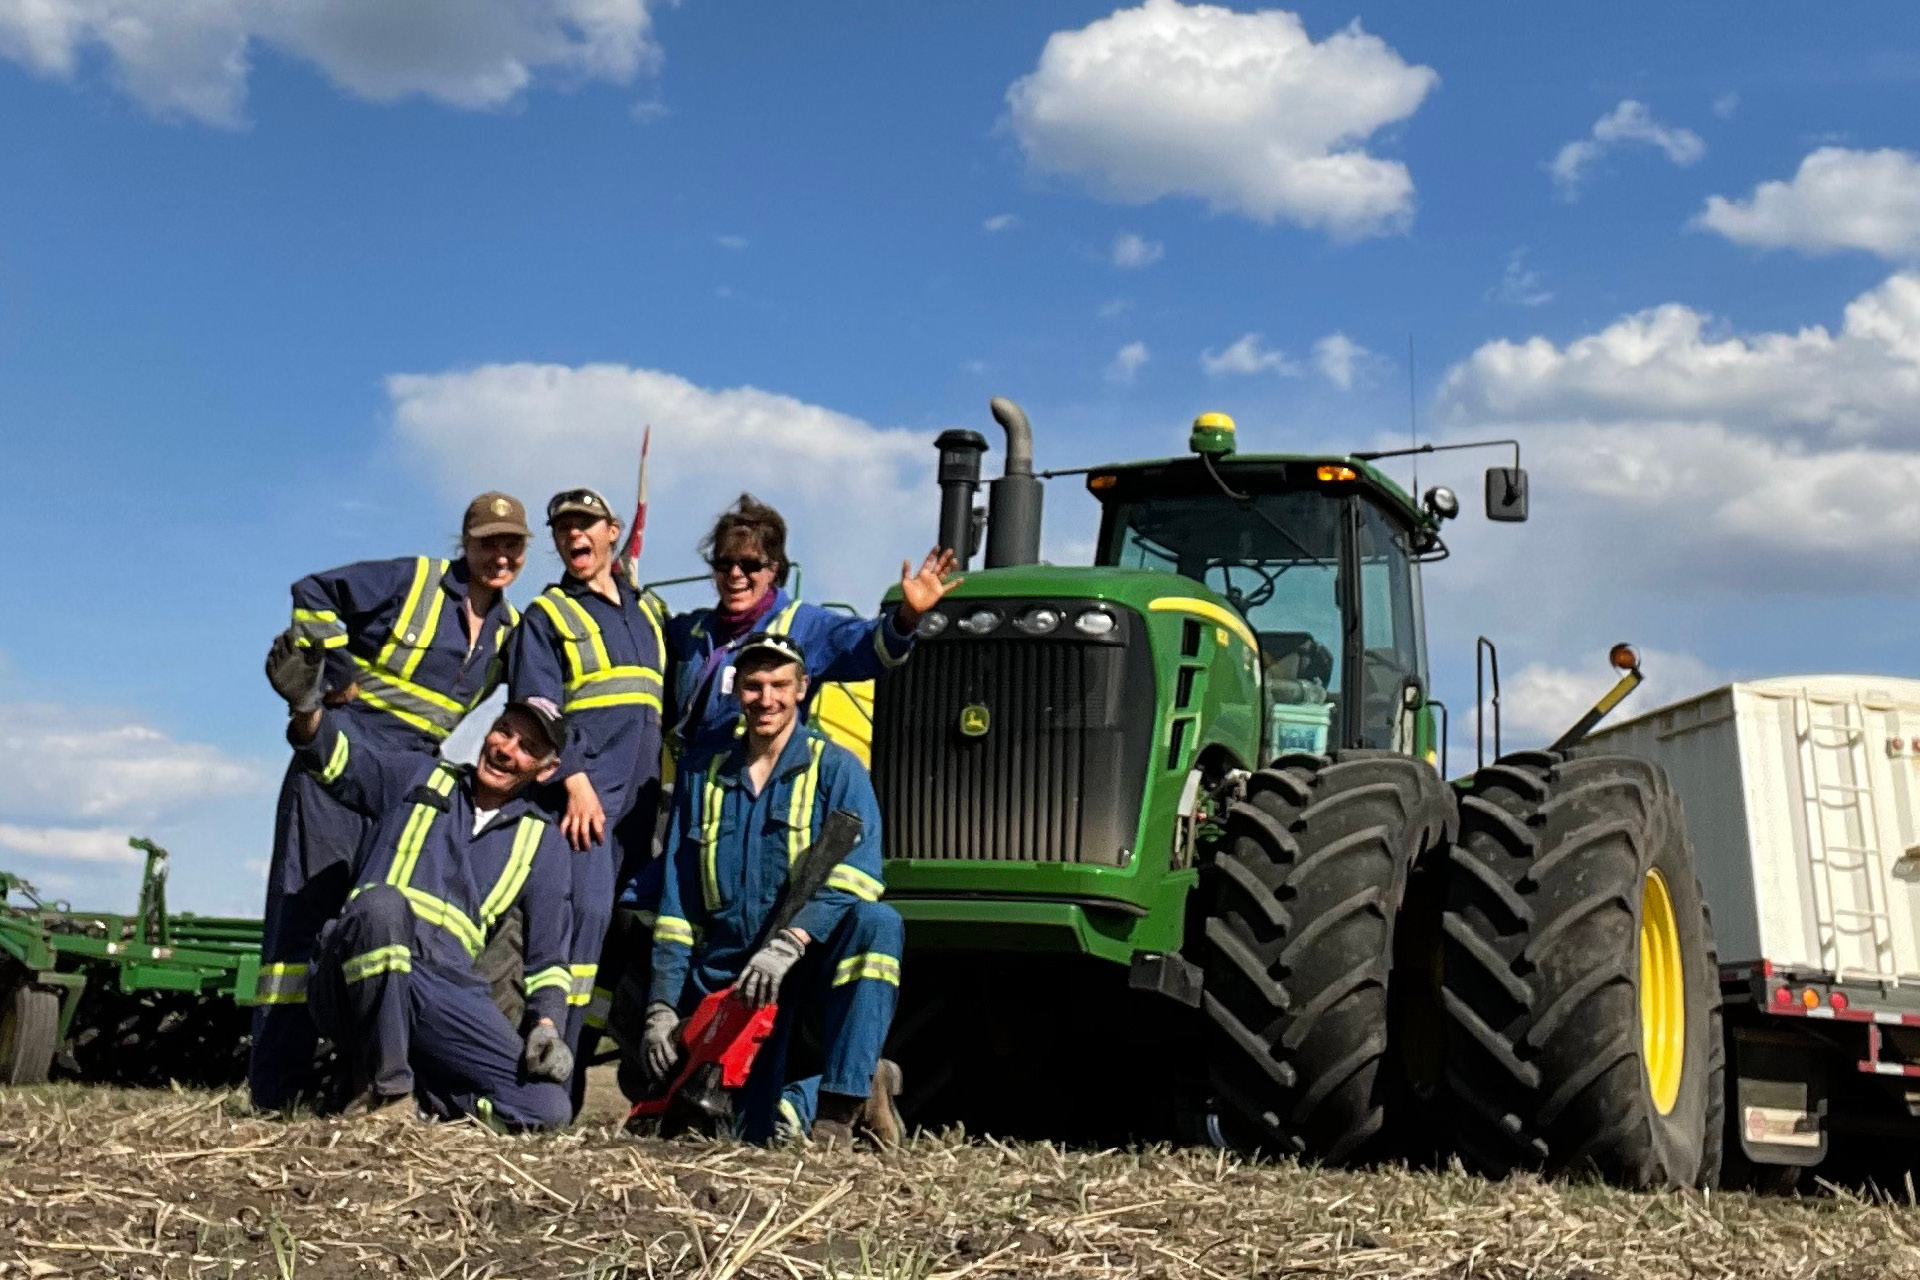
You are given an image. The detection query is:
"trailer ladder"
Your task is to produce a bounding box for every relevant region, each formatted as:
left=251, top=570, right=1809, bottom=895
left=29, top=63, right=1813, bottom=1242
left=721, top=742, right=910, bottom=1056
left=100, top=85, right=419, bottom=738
left=1793, top=687, right=1900, bottom=986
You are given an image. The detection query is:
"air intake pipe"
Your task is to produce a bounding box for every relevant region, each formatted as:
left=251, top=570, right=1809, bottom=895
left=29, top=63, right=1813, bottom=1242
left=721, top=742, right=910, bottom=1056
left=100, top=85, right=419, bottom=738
left=933, top=428, right=989, bottom=569
left=984, top=397, right=1043, bottom=568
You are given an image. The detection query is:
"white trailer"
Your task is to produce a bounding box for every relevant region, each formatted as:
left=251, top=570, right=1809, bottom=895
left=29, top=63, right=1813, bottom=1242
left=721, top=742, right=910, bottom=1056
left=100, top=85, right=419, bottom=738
left=1584, top=675, right=1920, bottom=1181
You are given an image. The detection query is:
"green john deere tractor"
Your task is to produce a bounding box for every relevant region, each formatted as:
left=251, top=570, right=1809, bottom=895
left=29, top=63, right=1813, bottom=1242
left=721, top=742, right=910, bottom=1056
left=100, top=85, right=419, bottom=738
left=871, top=400, right=1720, bottom=1190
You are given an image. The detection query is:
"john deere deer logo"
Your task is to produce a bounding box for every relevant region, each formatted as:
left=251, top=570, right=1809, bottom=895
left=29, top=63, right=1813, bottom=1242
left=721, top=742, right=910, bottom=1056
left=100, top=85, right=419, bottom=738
left=959, top=704, right=991, bottom=737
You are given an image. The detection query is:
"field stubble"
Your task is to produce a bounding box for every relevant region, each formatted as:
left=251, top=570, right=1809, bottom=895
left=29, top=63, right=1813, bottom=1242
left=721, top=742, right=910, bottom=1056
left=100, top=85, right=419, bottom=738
left=0, top=1084, right=1916, bottom=1280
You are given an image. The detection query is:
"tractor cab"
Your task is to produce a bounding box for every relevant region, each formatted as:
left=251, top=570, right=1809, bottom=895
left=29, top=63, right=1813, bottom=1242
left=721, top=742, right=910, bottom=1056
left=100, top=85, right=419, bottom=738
left=1087, top=448, right=1434, bottom=762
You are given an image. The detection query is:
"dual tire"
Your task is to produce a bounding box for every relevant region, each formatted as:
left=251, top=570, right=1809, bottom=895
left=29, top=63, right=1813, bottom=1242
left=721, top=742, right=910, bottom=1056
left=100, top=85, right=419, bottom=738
left=1191, top=747, right=1720, bottom=1189
left=0, top=980, right=59, bottom=1085
left=1440, top=751, right=1722, bottom=1188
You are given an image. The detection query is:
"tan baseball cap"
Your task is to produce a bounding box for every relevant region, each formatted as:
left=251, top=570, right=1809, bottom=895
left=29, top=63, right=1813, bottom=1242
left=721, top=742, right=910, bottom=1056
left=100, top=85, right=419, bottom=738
left=464, top=491, right=532, bottom=539
left=546, top=487, right=617, bottom=526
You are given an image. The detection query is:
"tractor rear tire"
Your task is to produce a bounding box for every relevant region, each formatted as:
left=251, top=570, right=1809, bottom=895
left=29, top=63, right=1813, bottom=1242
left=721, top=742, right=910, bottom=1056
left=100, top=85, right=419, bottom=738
left=1, top=983, right=59, bottom=1085
left=1195, top=750, right=1454, bottom=1162
left=1440, top=751, right=1719, bottom=1188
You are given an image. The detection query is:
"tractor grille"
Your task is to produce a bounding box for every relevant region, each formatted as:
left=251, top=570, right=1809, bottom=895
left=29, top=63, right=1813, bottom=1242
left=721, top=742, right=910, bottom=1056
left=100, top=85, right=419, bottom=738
left=873, top=611, right=1154, bottom=866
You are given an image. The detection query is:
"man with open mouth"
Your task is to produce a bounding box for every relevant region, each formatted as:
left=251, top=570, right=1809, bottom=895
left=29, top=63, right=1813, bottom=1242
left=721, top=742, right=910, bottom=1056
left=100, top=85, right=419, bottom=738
left=264, top=631, right=577, bottom=1130
left=507, top=486, right=668, bottom=1115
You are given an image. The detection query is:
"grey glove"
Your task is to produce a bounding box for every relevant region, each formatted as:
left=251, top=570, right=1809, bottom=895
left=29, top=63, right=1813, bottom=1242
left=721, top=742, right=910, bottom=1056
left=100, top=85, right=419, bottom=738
left=643, top=1002, right=682, bottom=1082
left=737, top=930, right=806, bottom=1009
left=522, top=1020, right=573, bottom=1084
left=265, top=629, right=326, bottom=715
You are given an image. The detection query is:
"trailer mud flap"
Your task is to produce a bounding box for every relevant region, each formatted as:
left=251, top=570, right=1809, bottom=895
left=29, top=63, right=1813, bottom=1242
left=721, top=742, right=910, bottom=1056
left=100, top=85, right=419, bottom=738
left=1733, top=1027, right=1827, bottom=1167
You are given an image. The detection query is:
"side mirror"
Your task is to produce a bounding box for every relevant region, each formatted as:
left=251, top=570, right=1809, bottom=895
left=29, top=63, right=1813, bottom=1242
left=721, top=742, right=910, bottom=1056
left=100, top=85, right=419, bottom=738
left=1485, top=467, right=1529, bottom=522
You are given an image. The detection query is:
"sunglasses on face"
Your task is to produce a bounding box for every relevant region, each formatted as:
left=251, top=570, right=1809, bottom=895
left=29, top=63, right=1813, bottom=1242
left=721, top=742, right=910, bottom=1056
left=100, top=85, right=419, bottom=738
left=709, top=556, right=772, bottom=576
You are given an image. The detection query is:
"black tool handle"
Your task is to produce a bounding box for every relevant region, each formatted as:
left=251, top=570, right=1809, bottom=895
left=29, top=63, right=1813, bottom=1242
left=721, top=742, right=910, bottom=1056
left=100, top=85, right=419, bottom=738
left=762, top=808, right=863, bottom=943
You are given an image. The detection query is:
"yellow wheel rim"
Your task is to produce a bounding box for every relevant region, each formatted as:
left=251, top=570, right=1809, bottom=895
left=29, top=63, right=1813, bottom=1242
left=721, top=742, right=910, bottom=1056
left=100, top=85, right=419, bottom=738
left=1639, top=869, right=1685, bottom=1116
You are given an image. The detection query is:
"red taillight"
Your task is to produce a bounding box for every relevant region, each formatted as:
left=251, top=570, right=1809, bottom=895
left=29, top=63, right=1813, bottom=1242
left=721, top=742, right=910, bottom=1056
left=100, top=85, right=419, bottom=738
left=1758, top=959, right=1775, bottom=977
left=1831, top=991, right=1850, bottom=1011
left=1773, top=986, right=1794, bottom=1006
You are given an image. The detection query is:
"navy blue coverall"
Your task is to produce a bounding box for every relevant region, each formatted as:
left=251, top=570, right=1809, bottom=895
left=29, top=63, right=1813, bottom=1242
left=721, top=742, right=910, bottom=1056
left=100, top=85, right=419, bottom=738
left=295, top=711, right=574, bottom=1130
left=665, top=589, right=913, bottom=771
left=650, top=727, right=898, bottom=1141
left=252, top=556, right=519, bottom=1111
left=506, top=576, right=666, bottom=1098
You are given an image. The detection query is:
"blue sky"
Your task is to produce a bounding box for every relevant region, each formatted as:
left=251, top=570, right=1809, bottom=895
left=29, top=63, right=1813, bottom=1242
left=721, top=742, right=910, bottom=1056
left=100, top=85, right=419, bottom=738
left=2, top=0, right=1918, bottom=912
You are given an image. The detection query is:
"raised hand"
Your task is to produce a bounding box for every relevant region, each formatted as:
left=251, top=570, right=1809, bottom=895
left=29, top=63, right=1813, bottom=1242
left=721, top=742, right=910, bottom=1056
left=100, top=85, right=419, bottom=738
left=896, top=547, right=963, bottom=629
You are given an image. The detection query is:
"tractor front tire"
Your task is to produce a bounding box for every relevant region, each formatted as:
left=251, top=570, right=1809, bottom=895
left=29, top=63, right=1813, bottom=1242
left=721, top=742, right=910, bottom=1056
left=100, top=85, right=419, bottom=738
left=1195, top=750, right=1454, bottom=1162
left=1441, top=751, right=1719, bottom=1188
left=1, top=982, right=59, bottom=1085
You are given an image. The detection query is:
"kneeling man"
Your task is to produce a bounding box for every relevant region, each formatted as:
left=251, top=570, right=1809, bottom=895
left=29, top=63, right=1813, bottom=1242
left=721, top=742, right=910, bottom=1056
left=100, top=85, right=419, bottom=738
left=265, top=631, right=577, bottom=1130
left=642, top=632, right=904, bottom=1145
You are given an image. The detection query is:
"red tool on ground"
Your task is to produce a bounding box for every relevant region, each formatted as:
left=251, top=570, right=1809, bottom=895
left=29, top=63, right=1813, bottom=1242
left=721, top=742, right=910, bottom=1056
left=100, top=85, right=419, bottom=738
left=624, top=809, right=863, bottom=1136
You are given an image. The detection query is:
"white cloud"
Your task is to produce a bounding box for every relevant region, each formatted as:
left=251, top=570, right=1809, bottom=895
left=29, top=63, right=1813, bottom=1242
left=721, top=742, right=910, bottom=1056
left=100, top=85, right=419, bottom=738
left=1694, top=147, right=1920, bottom=261
left=1550, top=100, right=1704, bottom=199
left=1443, top=271, right=1920, bottom=448
left=1106, top=340, right=1151, bottom=383
left=386, top=363, right=942, bottom=605
left=1201, top=332, right=1300, bottom=377
left=1312, top=332, right=1372, bottom=389
left=1488, top=248, right=1552, bottom=308
left=1436, top=272, right=1920, bottom=589
left=1097, top=298, right=1132, bottom=320
left=983, top=214, right=1019, bottom=233
left=1712, top=91, right=1740, bottom=120
left=1005, top=0, right=1437, bottom=238
left=0, top=824, right=144, bottom=865
left=0, top=0, right=660, bottom=126
left=1111, top=231, right=1164, bottom=268
left=714, top=235, right=749, bottom=251
left=0, top=703, right=268, bottom=824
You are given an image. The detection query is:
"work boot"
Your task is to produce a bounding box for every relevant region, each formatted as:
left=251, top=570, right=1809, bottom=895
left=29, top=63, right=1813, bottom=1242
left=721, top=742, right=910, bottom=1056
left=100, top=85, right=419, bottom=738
left=811, top=1059, right=905, bottom=1149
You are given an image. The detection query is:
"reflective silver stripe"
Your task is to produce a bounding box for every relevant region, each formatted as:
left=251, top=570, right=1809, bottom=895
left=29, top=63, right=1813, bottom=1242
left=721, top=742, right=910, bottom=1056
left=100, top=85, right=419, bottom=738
left=291, top=609, right=348, bottom=649
left=351, top=661, right=467, bottom=739
left=565, top=667, right=664, bottom=713
left=374, top=557, right=452, bottom=681
left=582, top=987, right=612, bottom=1030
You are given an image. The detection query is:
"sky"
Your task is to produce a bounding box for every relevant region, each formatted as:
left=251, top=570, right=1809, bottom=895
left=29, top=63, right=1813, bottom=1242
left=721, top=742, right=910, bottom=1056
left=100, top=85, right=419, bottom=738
left=2, top=0, right=1918, bottom=913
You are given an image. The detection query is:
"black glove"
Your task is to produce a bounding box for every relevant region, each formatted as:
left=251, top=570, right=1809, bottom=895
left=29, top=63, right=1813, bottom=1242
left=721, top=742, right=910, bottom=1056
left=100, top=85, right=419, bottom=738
left=643, top=1002, right=682, bottom=1081
left=737, top=930, right=806, bottom=1009
left=522, top=1020, right=574, bottom=1084
left=265, top=629, right=326, bottom=714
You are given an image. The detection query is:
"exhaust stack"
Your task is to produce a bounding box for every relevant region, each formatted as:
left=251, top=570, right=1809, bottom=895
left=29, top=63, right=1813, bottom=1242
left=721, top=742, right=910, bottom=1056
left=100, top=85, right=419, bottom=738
left=984, top=397, right=1044, bottom=568
left=933, top=429, right=989, bottom=569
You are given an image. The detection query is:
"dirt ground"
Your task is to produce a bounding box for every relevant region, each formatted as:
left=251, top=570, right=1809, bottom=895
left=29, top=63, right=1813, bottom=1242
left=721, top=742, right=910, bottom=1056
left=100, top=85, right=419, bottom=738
left=3, top=1074, right=1919, bottom=1280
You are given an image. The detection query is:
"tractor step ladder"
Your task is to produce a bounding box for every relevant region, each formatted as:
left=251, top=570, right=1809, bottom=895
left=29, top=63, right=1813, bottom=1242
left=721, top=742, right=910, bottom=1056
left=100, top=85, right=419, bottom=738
left=1794, top=687, right=1899, bottom=985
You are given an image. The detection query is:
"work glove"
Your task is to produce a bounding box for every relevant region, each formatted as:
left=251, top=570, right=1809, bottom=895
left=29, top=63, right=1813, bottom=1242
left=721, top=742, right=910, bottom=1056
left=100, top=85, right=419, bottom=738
left=643, top=1002, right=682, bottom=1082
left=737, top=930, right=806, bottom=1010
left=522, top=1020, right=573, bottom=1084
left=264, top=629, right=326, bottom=715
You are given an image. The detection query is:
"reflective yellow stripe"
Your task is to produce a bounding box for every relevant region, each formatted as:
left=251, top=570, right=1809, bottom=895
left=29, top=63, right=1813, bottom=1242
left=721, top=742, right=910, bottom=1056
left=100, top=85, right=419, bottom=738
left=826, top=864, right=884, bottom=902
left=313, top=731, right=350, bottom=785
left=291, top=608, right=348, bottom=649
left=525, top=965, right=571, bottom=996
left=375, top=557, right=436, bottom=669
left=341, top=943, right=412, bottom=984
left=398, top=577, right=448, bottom=681
left=568, top=963, right=597, bottom=1006
left=564, top=666, right=664, bottom=713
left=785, top=736, right=826, bottom=865
left=831, top=952, right=900, bottom=987
left=1146, top=596, right=1257, bottom=653
left=654, top=915, right=695, bottom=947
left=401, top=886, right=485, bottom=956
left=350, top=659, right=468, bottom=738
left=766, top=601, right=802, bottom=636
left=386, top=765, right=459, bottom=893
left=582, top=986, right=613, bottom=1030
left=256, top=962, right=308, bottom=1004
left=699, top=758, right=725, bottom=913
left=477, top=815, right=544, bottom=929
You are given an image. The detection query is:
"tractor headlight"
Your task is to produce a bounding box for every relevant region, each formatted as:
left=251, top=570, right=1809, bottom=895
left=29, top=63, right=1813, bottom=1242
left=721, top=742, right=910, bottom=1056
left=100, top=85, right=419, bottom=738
left=957, top=607, right=1005, bottom=635
left=1015, top=606, right=1061, bottom=635
left=916, top=610, right=950, bottom=637
left=1073, top=607, right=1117, bottom=638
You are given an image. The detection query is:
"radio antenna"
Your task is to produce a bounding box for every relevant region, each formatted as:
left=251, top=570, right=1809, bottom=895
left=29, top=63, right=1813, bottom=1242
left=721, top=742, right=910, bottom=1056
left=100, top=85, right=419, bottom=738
left=1407, top=333, right=1418, bottom=494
